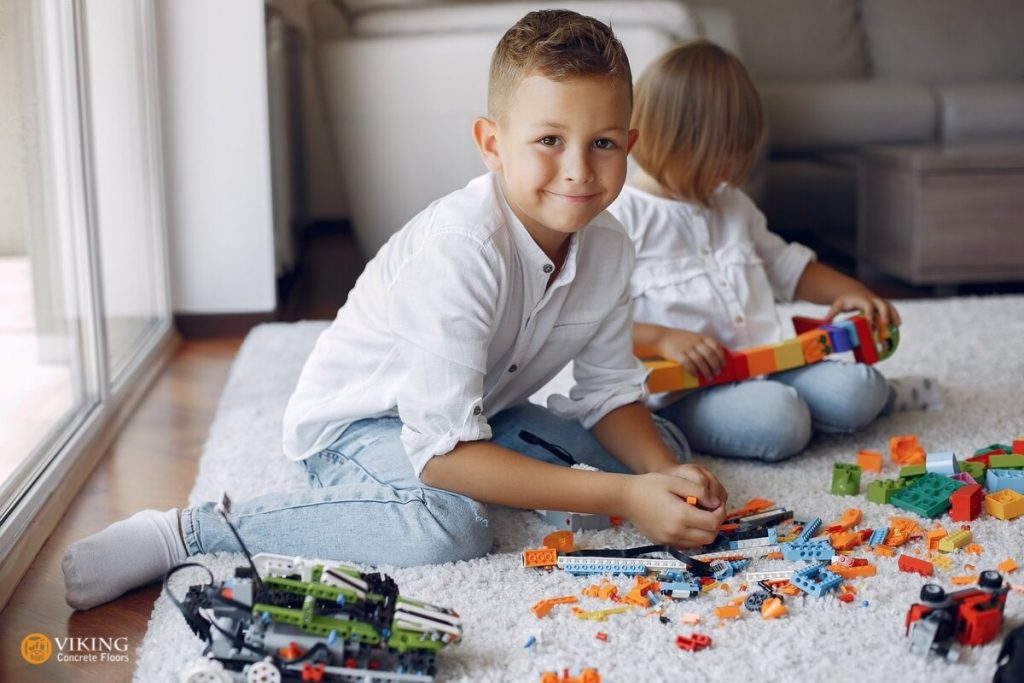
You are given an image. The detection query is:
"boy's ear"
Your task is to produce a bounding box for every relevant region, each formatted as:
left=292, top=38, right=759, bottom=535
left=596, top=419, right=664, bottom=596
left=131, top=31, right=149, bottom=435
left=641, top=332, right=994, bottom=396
left=626, top=128, right=640, bottom=154
left=473, top=117, right=502, bottom=172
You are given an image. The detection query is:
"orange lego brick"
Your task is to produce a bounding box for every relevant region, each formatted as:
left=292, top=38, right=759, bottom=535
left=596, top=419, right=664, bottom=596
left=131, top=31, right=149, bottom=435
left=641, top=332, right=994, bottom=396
left=830, top=531, right=862, bottom=551
left=826, top=508, right=863, bottom=533
left=523, top=547, right=559, bottom=568
left=724, top=497, right=775, bottom=521
left=543, top=530, right=574, bottom=552
left=644, top=359, right=700, bottom=393
left=856, top=449, right=883, bottom=473
left=714, top=605, right=741, bottom=619
left=743, top=345, right=778, bottom=377
left=531, top=595, right=578, bottom=618
left=964, top=543, right=984, bottom=555
left=797, top=329, right=830, bottom=363
left=889, top=435, right=926, bottom=465
left=760, top=597, right=787, bottom=619
left=686, top=496, right=698, bottom=506
left=837, top=592, right=856, bottom=604
left=951, top=575, right=980, bottom=585
left=926, top=528, right=948, bottom=551
left=998, top=558, right=1018, bottom=573
left=874, top=545, right=894, bottom=557
left=897, top=554, right=933, bottom=577
left=827, top=563, right=877, bottom=579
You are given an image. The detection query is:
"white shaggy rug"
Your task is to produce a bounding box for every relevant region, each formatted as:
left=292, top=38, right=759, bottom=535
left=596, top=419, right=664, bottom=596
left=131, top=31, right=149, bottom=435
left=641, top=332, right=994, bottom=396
left=136, top=296, right=1024, bottom=682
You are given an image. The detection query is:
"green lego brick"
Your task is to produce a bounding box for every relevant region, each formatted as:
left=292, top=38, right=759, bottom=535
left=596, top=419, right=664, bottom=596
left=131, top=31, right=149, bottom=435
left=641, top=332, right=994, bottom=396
left=890, top=472, right=964, bottom=518
left=960, top=460, right=986, bottom=485
left=867, top=478, right=903, bottom=505
left=988, top=454, right=1024, bottom=469
left=831, top=463, right=861, bottom=496
left=899, top=464, right=927, bottom=480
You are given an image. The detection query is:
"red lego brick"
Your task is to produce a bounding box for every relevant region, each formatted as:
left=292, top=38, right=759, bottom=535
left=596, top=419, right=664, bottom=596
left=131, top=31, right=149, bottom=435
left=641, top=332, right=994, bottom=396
left=898, top=554, right=933, bottom=577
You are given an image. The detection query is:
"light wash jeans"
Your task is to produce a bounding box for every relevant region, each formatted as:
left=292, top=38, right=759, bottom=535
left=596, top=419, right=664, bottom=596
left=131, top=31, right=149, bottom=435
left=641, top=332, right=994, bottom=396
left=657, top=361, right=892, bottom=463
left=180, top=403, right=689, bottom=566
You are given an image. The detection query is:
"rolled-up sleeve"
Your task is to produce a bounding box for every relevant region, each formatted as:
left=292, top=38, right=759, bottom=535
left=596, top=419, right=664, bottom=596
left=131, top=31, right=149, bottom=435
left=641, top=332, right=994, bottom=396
left=388, top=232, right=500, bottom=476
left=749, top=206, right=816, bottom=302
left=548, top=282, right=648, bottom=428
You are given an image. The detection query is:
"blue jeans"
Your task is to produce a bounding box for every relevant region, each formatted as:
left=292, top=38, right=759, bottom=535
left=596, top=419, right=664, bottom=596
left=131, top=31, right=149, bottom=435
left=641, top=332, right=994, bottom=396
left=180, top=403, right=689, bottom=566
left=657, top=361, right=892, bottom=463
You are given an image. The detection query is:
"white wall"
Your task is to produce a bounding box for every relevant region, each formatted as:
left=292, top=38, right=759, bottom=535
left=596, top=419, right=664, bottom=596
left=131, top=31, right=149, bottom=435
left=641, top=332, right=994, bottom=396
left=156, top=0, right=276, bottom=314
left=0, top=0, right=30, bottom=256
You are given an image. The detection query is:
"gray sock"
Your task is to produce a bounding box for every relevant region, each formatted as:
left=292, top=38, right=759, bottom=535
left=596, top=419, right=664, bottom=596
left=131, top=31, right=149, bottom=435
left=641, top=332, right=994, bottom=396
left=62, top=509, right=187, bottom=610
left=888, top=375, right=943, bottom=412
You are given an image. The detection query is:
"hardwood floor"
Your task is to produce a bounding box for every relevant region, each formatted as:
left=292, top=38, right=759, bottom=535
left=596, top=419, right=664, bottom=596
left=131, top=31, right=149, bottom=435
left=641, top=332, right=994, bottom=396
left=0, top=338, right=243, bottom=682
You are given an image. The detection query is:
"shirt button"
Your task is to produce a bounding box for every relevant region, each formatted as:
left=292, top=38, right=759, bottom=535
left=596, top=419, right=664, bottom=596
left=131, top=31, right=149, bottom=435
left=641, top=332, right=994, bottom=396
left=701, top=246, right=711, bottom=256
left=473, top=406, right=483, bottom=416
left=735, top=314, right=745, bottom=323
left=508, top=364, right=518, bottom=373
left=542, top=263, right=554, bottom=274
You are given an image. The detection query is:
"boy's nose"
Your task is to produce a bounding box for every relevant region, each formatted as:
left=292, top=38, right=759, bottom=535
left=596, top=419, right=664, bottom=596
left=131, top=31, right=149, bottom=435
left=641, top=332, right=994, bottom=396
left=562, top=149, right=594, bottom=184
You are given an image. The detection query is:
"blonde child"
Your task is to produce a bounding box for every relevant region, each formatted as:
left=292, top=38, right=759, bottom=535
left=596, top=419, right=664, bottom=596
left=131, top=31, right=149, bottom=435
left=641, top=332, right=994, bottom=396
left=63, top=11, right=727, bottom=610
left=609, top=40, right=938, bottom=463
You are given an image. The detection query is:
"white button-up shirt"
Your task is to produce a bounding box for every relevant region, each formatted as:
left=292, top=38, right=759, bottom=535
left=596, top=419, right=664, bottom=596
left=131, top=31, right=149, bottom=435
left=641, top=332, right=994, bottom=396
left=283, top=173, right=647, bottom=476
left=609, top=184, right=815, bottom=350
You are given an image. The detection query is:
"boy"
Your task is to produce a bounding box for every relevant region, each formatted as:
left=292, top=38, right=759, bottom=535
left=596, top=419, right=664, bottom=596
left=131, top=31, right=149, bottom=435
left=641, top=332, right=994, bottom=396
left=63, top=10, right=727, bottom=610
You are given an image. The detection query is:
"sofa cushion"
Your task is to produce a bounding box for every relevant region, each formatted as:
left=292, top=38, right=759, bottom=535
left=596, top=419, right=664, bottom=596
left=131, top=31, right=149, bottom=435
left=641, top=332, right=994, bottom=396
left=938, top=82, right=1024, bottom=142
left=350, top=1, right=699, bottom=40
left=760, top=81, right=937, bottom=152
left=862, top=0, right=1024, bottom=83
left=688, top=0, right=865, bottom=81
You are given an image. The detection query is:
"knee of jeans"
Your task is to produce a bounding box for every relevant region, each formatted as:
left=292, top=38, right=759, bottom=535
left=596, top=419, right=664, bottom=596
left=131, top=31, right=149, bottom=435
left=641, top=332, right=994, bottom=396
left=418, top=494, right=494, bottom=564
left=758, top=392, right=812, bottom=462
left=817, top=364, right=892, bottom=431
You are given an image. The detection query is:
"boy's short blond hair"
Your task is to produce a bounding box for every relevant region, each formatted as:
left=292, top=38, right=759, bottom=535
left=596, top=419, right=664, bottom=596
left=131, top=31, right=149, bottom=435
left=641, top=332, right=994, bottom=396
left=631, top=40, right=764, bottom=207
left=488, top=10, right=632, bottom=122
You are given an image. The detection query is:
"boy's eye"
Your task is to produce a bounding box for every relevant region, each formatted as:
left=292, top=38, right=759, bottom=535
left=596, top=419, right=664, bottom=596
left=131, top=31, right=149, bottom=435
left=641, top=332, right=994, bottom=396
left=593, top=138, right=617, bottom=150
left=539, top=136, right=560, bottom=146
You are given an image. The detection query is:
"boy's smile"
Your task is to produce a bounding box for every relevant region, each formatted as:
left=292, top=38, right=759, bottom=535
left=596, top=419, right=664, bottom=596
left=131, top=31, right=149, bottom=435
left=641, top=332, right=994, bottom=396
left=474, top=74, right=637, bottom=260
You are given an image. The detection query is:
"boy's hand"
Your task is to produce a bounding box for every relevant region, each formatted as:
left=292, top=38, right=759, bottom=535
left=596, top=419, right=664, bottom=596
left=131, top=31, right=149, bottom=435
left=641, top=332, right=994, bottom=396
left=656, top=329, right=726, bottom=380
left=825, top=293, right=901, bottom=329
left=621, top=465, right=728, bottom=548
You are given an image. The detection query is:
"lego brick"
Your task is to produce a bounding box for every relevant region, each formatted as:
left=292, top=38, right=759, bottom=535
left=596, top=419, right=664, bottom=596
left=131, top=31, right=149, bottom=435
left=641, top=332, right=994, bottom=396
left=976, top=444, right=1012, bottom=456
left=960, top=460, right=986, bottom=485
left=925, top=452, right=958, bottom=476
left=950, top=472, right=976, bottom=486
left=898, top=554, right=933, bottom=577
left=728, top=349, right=751, bottom=382
left=790, top=565, right=842, bottom=597
left=1014, top=437, right=1024, bottom=455
left=857, top=450, right=883, bottom=473
left=868, top=528, right=888, bottom=547
left=989, top=454, right=1024, bottom=470
left=949, top=484, right=984, bottom=523
left=523, top=547, right=559, bottom=568
left=938, top=529, right=973, bottom=552
left=790, top=315, right=830, bottom=334
left=836, top=318, right=860, bottom=348
left=849, top=315, right=879, bottom=364
left=832, top=463, right=861, bottom=496
left=891, top=435, right=927, bottom=466
left=891, top=472, right=964, bottom=518
left=821, top=324, right=853, bottom=352
left=772, top=338, right=806, bottom=372
left=796, top=518, right=823, bottom=543
left=867, top=479, right=904, bottom=505
left=899, top=464, right=927, bottom=480
left=781, top=540, right=835, bottom=561
left=827, top=563, right=877, bottom=579
left=985, top=489, right=1024, bottom=520
left=644, top=359, right=699, bottom=393
left=796, top=329, right=831, bottom=364
left=743, top=345, right=778, bottom=377
left=926, top=528, right=948, bottom=551
left=987, top=469, right=1024, bottom=496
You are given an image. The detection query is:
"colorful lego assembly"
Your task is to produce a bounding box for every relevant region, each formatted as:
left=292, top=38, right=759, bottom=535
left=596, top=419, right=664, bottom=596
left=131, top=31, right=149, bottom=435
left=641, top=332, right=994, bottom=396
left=172, top=497, right=462, bottom=683
left=522, top=435, right=1023, bottom=677
left=644, top=313, right=898, bottom=393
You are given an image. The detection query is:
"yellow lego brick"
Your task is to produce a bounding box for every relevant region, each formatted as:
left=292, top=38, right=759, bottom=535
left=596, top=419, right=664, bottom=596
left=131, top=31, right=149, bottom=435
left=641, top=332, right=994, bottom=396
left=985, top=489, right=1024, bottom=520
left=932, top=555, right=953, bottom=571
left=772, top=339, right=806, bottom=372
left=644, top=359, right=699, bottom=393
left=938, top=529, right=972, bottom=552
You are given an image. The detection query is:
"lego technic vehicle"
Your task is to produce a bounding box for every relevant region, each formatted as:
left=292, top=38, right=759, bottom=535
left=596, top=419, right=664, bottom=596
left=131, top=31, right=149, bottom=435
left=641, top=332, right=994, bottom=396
left=169, top=499, right=462, bottom=683
left=904, top=569, right=1008, bottom=661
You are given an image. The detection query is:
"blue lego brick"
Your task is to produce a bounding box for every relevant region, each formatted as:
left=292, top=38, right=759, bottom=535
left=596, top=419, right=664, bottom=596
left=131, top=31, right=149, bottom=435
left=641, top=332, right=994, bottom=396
left=890, top=472, right=964, bottom=518
left=563, top=560, right=646, bottom=576
left=987, top=468, right=1024, bottom=496
left=821, top=324, right=853, bottom=352
left=837, top=319, right=860, bottom=348
left=796, top=518, right=822, bottom=543
left=660, top=581, right=700, bottom=596
left=781, top=540, right=834, bottom=562
left=790, top=566, right=843, bottom=598
left=925, top=452, right=958, bottom=476
left=868, top=527, right=888, bottom=547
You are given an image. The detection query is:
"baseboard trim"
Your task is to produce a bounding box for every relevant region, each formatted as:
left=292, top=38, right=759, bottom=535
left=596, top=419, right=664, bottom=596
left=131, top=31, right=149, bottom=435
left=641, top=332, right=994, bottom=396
left=174, top=312, right=276, bottom=339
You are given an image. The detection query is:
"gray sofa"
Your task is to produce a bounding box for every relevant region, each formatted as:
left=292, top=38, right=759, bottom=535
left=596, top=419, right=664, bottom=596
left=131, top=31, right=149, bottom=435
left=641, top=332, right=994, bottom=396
left=689, top=0, right=1024, bottom=253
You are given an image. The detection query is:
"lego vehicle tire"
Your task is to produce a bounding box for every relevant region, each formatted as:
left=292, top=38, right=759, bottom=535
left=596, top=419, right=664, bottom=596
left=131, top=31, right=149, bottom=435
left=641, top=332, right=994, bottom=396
left=179, top=658, right=232, bottom=683
left=245, top=658, right=282, bottom=683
